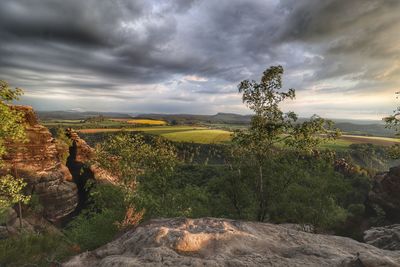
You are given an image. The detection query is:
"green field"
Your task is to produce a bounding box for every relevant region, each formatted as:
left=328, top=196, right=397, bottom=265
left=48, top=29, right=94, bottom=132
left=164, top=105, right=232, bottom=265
left=162, top=129, right=232, bottom=144
left=43, top=118, right=400, bottom=149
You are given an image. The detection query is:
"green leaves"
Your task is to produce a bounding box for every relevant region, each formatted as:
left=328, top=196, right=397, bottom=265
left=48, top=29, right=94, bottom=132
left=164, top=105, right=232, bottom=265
left=0, top=80, right=29, bottom=212
left=0, top=175, right=31, bottom=210
left=95, top=133, right=178, bottom=188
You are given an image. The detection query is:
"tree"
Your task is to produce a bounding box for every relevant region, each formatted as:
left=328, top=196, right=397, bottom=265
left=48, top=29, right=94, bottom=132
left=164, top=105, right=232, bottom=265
left=0, top=80, right=30, bottom=228
left=95, top=133, right=178, bottom=218
left=0, top=175, right=30, bottom=227
left=0, top=80, right=25, bottom=164
left=233, top=66, right=339, bottom=221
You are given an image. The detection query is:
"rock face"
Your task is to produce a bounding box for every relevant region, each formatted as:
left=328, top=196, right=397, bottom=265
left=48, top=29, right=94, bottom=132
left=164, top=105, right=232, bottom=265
left=364, top=224, right=400, bottom=251
left=1, top=105, right=78, bottom=222
left=63, top=217, right=400, bottom=267
left=369, top=166, right=400, bottom=222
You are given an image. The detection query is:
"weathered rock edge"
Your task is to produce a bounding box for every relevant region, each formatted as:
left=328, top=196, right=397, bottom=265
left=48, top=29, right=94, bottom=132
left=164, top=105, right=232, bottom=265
left=63, top=217, right=400, bottom=267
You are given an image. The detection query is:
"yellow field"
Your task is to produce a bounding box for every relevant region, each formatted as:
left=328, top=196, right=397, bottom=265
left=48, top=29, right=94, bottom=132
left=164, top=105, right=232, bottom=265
left=110, top=118, right=167, bottom=125
left=127, top=119, right=167, bottom=125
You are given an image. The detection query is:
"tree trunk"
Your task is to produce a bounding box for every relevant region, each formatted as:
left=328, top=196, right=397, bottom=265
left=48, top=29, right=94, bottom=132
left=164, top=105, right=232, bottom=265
left=18, top=201, right=23, bottom=229
left=257, top=164, right=266, bottom=222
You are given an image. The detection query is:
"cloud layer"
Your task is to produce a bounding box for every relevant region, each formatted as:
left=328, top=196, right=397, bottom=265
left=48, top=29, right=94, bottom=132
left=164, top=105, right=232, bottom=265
left=0, top=0, right=399, bottom=119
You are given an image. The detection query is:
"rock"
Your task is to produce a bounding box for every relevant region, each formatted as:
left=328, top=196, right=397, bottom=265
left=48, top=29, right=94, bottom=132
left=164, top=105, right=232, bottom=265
left=0, top=208, right=34, bottom=238
left=66, top=128, right=118, bottom=184
left=63, top=217, right=400, bottom=267
left=369, top=166, right=400, bottom=222
left=1, top=105, right=78, bottom=222
left=364, top=224, right=400, bottom=251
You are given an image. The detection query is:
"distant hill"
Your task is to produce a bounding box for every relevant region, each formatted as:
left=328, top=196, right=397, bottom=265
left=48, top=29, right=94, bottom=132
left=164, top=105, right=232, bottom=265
left=135, top=112, right=252, bottom=124
left=36, top=110, right=397, bottom=137
left=36, top=110, right=132, bottom=120
left=136, top=113, right=396, bottom=137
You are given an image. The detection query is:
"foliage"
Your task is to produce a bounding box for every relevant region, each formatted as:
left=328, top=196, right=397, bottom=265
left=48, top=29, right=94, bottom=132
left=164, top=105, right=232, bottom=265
left=55, top=127, right=73, bottom=165
left=65, top=183, right=129, bottom=251
left=0, top=232, right=74, bottom=267
left=0, top=175, right=30, bottom=211
left=0, top=80, right=25, bottom=165
left=232, top=66, right=340, bottom=221
left=65, top=209, right=122, bottom=251
left=95, top=133, right=177, bottom=188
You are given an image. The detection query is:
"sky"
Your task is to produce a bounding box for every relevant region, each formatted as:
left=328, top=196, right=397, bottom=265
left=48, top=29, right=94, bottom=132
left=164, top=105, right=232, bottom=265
left=1, top=0, right=400, bottom=120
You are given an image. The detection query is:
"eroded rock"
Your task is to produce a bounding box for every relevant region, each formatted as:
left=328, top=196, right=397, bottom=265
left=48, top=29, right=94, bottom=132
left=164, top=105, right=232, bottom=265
left=2, top=105, right=78, bottom=222
left=364, top=224, right=400, bottom=251
left=63, top=217, right=400, bottom=267
left=369, top=166, right=400, bottom=222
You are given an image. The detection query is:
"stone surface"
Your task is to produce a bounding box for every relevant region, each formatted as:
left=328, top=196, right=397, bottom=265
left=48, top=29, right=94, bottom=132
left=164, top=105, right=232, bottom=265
left=1, top=105, right=78, bottom=222
left=369, top=166, right=400, bottom=222
left=364, top=224, right=400, bottom=251
left=63, top=217, right=400, bottom=267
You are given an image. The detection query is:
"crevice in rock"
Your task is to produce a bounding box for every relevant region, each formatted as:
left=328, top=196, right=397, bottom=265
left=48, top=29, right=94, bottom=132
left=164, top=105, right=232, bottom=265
left=61, top=140, right=95, bottom=225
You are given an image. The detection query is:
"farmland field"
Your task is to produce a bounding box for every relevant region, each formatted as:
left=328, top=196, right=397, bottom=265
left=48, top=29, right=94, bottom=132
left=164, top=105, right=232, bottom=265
left=162, top=129, right=232, bottom=144
left=76, top=126, right=400, bottom=148
left=110, top=118, right=167, bottom=125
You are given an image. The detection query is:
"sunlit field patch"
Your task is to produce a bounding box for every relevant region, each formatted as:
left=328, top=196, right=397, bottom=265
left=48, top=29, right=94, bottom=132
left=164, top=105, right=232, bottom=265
left=110, top=118, right=167, bottom=125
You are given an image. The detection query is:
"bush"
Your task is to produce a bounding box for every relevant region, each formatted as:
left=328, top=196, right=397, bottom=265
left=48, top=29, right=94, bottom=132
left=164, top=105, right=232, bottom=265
left=64, top=183, right=129, bottom=251
left=0, top=232, right=73, bottom=266
left=64, top=209, right=122, bottom=251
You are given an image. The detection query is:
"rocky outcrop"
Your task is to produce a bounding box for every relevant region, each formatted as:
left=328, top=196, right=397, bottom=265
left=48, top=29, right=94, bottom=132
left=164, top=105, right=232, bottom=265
left=364, top=224, right=400, bottom=251
left=369, top=166, right=400, bottom=222
left=66, top=128, right=118, bottom=184
left=63, top=217, right=400, bottom=267
left=1, top=105, right=78, bottom=222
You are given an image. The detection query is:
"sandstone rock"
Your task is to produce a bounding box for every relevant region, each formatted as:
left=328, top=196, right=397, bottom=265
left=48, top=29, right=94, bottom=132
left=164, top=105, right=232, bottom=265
left=66, top=128, right=118, bottom=184
left=364, top=224, right=400, bottom=251
left=369, top=166, right=400, bottom=222
left=63, top=217, right=400, bottom=267
left=2, top=106, right=78, bottom=222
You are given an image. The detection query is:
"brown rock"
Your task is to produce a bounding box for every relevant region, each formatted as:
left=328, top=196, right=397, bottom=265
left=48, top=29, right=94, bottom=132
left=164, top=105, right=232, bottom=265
left=2, top=106, right=78, bottom=222
left=66, top=128, right=118, bottom=184
left=63, top=218, right=400, bottom=267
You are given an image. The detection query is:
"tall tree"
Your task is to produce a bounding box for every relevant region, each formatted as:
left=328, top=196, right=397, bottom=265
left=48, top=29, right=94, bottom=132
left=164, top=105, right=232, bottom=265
left=233, top=66, right=339, bottom=221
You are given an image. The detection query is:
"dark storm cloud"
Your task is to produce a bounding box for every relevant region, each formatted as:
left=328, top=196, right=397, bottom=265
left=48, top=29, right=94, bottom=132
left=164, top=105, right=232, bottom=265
left=0, top=0, right=399, bottom=117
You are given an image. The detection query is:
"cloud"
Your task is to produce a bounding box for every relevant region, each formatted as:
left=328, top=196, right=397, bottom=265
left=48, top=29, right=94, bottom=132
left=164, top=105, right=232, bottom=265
left=0, top=0, right=399, bottom=119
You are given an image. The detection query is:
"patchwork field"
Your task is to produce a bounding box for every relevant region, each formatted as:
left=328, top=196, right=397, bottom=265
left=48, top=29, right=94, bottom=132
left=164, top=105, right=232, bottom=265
left=77, top=126, right=400, bottom=148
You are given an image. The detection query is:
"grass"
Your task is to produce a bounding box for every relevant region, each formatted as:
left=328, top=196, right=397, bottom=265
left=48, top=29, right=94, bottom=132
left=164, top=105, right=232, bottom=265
left=161, top=129, right=232, bottom=144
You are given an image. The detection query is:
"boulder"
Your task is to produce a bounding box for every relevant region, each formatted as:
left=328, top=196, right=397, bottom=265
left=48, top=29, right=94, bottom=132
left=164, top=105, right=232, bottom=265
left=369, top=166, right=400, bottom=222
left=1, top=105, right=78, bottom=222
left=364, top=224, right=400, bottom=251
left=63, top=217, right=400, bottom=267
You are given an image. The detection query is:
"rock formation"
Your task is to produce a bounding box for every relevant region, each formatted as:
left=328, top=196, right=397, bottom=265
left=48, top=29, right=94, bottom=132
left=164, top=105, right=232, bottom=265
left=1, top=105, right=78, bottom=222
left=66, top=128, right=118, bottom=185
left=369, top=166, right=400, bottom=222
left=364, top=224, right=400, bottom=251
left=63, top=217, right=400, bottom=267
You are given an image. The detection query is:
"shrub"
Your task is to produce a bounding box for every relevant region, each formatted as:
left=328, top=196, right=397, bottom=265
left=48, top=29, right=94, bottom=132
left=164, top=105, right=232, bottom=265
left=0, top=232, right=73, bottom=267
